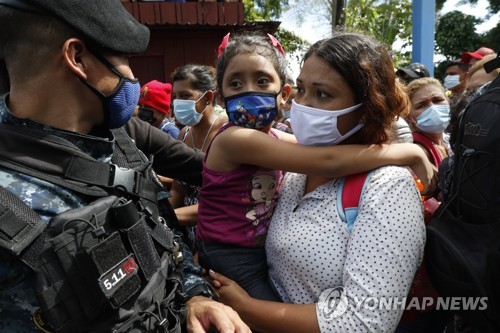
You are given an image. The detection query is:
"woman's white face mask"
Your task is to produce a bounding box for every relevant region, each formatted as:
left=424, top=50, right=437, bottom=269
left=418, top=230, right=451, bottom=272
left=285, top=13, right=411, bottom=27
left=290, top=100, right=363, bottom=146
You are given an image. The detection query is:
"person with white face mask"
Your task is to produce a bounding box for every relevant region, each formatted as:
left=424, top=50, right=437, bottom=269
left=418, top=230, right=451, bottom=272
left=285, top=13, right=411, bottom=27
left=443, top=59, right=470, bottom=106
left=208, top=32, right=436, bottom=333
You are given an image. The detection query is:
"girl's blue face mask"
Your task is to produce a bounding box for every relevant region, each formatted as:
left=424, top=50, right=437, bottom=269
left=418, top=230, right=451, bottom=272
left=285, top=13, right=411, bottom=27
left=224, top=91, right=279, bottom=129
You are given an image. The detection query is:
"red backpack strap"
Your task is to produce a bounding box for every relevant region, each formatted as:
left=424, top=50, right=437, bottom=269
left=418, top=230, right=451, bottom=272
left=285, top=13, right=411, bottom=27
left=338, top=171, right=371, bottom=232
left=412, top=132, right=442, bottom=167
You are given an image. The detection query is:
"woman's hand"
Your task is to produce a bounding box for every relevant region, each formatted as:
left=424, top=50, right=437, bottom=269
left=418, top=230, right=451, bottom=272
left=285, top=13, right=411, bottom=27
left=207, top=270, right=251, bottom=311
left=408, top=145, right=438, bottom=196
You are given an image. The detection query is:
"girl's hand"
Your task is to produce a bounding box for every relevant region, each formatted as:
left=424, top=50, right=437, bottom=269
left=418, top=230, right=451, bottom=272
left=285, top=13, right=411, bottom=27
left=208, top=270, right=251, bottom=311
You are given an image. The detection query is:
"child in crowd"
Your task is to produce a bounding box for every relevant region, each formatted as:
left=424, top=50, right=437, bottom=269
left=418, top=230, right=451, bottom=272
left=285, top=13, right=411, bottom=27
left=196, top=31, right=436, bottom=301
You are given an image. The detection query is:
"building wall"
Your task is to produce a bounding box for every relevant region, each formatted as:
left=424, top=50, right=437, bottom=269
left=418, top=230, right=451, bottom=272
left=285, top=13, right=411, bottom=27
left=131, top=27, right=230, bottom=84
left=123, top=0, right=246, bottom=84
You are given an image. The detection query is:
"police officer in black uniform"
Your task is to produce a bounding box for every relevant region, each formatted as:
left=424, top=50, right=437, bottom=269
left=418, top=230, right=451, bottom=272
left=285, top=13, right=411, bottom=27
left=0, top=0, right=250, bottom=332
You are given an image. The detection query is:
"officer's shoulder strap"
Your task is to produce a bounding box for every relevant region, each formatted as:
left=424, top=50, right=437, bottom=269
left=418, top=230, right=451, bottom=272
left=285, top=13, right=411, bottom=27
left=0, top=125, right=157, bottom=202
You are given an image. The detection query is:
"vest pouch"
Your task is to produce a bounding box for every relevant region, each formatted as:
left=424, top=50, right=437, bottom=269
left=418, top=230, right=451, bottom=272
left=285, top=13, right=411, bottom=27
left=110, top=252, right=186, bottom=333
left=88, top=231, right=141, bottom=308
left=123, top=217, right=161, bottom=281
left=34, top=196, right=139, bottom=332
left=110, top=198, right=162, bottom=281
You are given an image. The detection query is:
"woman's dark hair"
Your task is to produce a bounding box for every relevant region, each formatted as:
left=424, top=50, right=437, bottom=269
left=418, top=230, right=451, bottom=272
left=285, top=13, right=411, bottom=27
left=216, top=31, right=288, bottom=95
left=172, top=64, right=217, bottom=105
left=172, top=64, right=217, bottom=93
left=303, top=32, right=410, bottom=144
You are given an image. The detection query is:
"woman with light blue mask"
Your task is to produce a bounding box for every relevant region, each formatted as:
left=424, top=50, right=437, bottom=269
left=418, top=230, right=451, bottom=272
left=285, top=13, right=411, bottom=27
left=169, top=64, right=228, bottom=252
left=406, top=77, right=453, bottom=168
left=399, top=77, right=453, bottom=333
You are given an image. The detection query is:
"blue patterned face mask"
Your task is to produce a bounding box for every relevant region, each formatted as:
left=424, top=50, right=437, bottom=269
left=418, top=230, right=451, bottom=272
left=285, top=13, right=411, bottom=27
left=80, top=50, right=140, bottom=129
left=224, top=91, right=279, bottom=129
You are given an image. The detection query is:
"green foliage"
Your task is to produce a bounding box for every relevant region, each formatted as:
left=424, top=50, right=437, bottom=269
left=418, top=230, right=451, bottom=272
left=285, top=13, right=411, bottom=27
left=344, top=0, right=412, bottom=64
left=436, top=0, right=446, bottom=11
left=458, top=0, right=500, bottom=13
left=481, top=21, right=500, bottom=49
left=275, top=28, right=310, bottom=63
left=243, top=0, right=307, bottom=66
left=491, top=0, right=500, bottom=12
left=435, top=10, right=482, bottom=60
left=344, top=0, right=379, bottom=37
left=243, top=0, right=289, bottom=21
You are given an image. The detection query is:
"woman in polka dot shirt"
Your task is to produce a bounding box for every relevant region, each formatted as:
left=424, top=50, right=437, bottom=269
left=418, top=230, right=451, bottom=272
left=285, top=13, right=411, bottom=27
left=209, top=32, right=427, bottom=333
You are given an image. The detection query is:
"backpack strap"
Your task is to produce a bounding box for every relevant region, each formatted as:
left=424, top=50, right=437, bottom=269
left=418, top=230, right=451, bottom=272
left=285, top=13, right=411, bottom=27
left=337, top=171, right=371, bottom=232
left=412, top=132, right=443, bottom=168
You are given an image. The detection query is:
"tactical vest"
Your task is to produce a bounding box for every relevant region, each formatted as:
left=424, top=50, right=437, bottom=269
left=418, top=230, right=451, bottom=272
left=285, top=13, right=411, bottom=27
left=0, top=124, right=186, bottom=333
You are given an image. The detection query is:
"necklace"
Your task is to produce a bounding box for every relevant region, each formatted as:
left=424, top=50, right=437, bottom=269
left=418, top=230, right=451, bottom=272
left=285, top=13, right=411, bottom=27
left=190, top=114, right=219, bottom=151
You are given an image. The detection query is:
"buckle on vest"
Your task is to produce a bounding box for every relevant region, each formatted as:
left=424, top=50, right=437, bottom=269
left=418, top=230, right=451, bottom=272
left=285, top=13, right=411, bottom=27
left=173, top=241, right=183, bottom=265
left=109, top=164, right=139, bottom=193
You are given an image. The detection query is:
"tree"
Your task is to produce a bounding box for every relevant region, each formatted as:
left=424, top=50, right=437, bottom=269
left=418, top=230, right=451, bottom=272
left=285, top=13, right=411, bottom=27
left=242, top=0, right=309, bottom=61
left=456, top=0, right=500, bottom=13
left=344, top=0, right=412, bottom=50
left=435, top=10, right=483, bottom=60
left=282, top=0, right=413, bottom=66
left=243, top=0, right=289, bottom=21
left=481, top=21, right=500, bottom=49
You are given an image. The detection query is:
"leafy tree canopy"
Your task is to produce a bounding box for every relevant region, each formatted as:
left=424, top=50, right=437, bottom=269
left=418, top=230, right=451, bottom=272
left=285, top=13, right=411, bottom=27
left=435, top=10, right=483, bottom=60
left=243, top=0, right=309, bottom=59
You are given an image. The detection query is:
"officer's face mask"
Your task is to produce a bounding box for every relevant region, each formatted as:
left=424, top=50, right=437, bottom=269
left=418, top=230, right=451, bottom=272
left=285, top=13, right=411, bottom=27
left=416, top=104, right=451, bottom=133
left=290, top=100, right=363, bottom=146
left=79, top=50, right=141, bottom=129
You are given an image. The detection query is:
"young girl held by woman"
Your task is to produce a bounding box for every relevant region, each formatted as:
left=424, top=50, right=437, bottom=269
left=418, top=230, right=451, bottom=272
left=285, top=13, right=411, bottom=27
left=197, top=31, right=436, bottom=305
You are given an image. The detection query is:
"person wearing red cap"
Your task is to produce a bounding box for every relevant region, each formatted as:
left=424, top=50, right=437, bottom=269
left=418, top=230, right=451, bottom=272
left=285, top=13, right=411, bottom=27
left=137, top=80, right=180, bottom=139
left=461, top=47, right=494, bottom=65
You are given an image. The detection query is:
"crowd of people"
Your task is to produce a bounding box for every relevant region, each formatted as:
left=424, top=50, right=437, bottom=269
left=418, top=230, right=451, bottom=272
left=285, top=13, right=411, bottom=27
left=0, top=0, right=499, bottom=333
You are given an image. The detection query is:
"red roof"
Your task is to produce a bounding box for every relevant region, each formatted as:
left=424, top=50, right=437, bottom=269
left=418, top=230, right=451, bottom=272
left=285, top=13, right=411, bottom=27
left=121, top=1, right=245, bottom=26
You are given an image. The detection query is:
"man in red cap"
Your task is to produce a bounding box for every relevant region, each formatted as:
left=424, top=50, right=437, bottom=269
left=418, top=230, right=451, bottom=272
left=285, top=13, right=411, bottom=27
left=138, top=80, right=180, bottom=139
left=461, top=47, right=494, bottom=65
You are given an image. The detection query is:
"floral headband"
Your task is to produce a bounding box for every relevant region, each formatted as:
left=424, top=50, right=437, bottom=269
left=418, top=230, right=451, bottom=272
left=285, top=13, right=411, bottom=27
left=217, top=32, right=286, bottom=58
